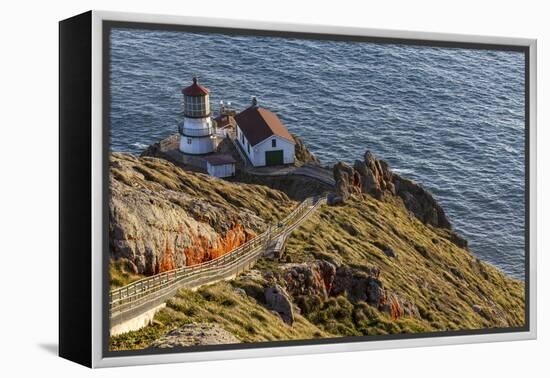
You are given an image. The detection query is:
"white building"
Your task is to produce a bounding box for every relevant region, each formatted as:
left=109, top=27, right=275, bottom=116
left=178, top=77, right=217, bottom=155
left=205, top=154, right=236, bottom=178
left=234, top=99, right=295, bottom=167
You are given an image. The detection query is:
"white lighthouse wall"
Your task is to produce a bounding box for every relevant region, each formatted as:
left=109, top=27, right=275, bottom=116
left=179, top=116, right=215, bottom=154
left=179, top=135, right=216, bottom=154
left=182, top=117, right=213, bottom=133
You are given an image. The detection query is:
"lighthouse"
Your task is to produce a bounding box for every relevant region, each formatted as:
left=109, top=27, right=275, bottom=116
left=178, top=77, right=216, bottom=154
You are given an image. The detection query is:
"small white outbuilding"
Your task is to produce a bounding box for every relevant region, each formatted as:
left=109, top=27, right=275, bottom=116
left=205, top=154, right=236, bottom=178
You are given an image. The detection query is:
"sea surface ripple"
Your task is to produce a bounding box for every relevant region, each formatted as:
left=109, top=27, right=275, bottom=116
left=110, top=29, right=526, bottom=279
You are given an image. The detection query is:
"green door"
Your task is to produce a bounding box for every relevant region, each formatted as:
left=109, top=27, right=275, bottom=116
left=265, top=150, right=284, bottom=166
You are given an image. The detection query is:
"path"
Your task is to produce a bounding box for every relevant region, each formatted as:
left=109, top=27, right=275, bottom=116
left=248, top=164, right=335, bottom=187
left=109, top=196, right=326, bottom=334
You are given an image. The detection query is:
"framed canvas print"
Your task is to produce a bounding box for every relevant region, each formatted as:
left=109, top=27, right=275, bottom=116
left=59, top=10, right=537, bottom=368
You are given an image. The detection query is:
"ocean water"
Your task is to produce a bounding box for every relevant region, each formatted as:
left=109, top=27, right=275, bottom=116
left=109, top=28, right=526, bottom=279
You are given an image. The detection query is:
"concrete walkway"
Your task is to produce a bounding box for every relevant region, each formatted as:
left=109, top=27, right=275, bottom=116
left=247, top=164, right=335, bottom=187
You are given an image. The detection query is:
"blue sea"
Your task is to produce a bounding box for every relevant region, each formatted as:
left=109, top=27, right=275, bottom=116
left=109, top=28, right=526, bottom=279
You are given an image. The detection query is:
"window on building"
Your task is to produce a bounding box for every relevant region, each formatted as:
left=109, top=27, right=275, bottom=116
left=272, top=139, right=277, bottom=148
left=187, top=138, right=192, bottom=145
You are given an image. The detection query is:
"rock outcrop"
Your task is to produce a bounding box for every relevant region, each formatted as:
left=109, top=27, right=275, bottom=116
left=150, top=323, right=239, bottom=348
left=331, top=150, right=452, bottom=230
left=278, top=259, right=419, bottom=321
left=329, top=162, right=362, bottom=205
left=109, top=153, right=294, bottom=275
left=281, top=260, right=337, bottom=298
left=265, top=285, right=294, bottom=325
left=330, top=265, right=386, bottom=305
left=293, top=134, right=320, bottom=166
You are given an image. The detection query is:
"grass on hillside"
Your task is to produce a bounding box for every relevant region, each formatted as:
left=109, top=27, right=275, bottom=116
left=109, top=281, right=328, bottom=350
left=109, top=169, right=525, bottom=349
left=109, top=259, right=144, bottom=289
left=111, top=153, right=297, bottom=226
left=284, top=195, right=525, bottom=332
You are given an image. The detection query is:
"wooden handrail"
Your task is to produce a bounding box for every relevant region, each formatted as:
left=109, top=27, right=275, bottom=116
left=109, top=196, right=324, bottom=317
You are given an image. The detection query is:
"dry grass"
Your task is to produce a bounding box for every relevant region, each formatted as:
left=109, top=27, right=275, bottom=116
left=110, top=281, right=327, bottom=350
left=109, top=154, right=524, bottom=349
left=109, top=259, right=144, bottom=289
left=285, top=195, right=525, bottom=332
left=111, top=153, right=296, bottom=225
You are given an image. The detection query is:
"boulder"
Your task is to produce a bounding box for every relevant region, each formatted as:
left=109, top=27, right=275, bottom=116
left=382, top=246, right=397, bottom=259
left=264, top=285, right=294, bottom=325
left=472, top=304, right=489, bottom=319
left=330, top=265, right=354, bottom=297
left=149, top=323, right=239, bottom=348
left=449, top=232, right=469, bottom=249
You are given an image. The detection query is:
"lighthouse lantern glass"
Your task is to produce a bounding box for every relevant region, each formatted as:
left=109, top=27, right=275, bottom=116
left=184, top=94, right=210, bottom=117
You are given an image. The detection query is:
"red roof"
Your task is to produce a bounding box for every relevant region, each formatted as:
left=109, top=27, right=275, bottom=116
left=235, top=106, right=295, bottom=146
left=204, top=154, right=236, bottom=166
left=182, top=77, right=209, bottom=96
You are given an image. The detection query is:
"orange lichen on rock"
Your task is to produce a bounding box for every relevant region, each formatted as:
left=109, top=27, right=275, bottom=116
left=390, top=294, right=405, bottom=320
left=157, top=234, right=176, bottom=273
left=184, top=223, right=256, bottom=267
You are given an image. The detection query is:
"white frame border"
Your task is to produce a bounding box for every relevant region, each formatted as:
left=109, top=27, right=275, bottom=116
left=90, top=10, right=537, bottom=368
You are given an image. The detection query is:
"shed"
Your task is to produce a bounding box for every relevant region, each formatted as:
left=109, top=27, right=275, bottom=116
left=205, top=154, right=236, bottom=178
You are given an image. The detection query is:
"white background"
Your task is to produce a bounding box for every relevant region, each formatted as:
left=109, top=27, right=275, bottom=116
left=0, top=0, right=546, bottom=376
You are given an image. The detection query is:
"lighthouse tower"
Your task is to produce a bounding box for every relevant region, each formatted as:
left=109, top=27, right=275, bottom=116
left=178, top=77, right=215, bottom=155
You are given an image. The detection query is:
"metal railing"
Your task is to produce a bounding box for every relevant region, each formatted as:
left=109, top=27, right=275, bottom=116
left=109, top=197, right=323, bottom=323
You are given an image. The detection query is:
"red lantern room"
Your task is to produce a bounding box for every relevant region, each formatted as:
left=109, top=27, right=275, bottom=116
left=181, top=76, right=210, bottom=118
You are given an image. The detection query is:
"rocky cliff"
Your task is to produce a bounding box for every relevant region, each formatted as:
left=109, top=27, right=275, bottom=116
left=109, top=153, right=295, bottom=280
left=277, top=195, right=524, bottom=334
left=110, top=149, right=524, bottom=350
left=332, top=151, right=453, bottom=230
